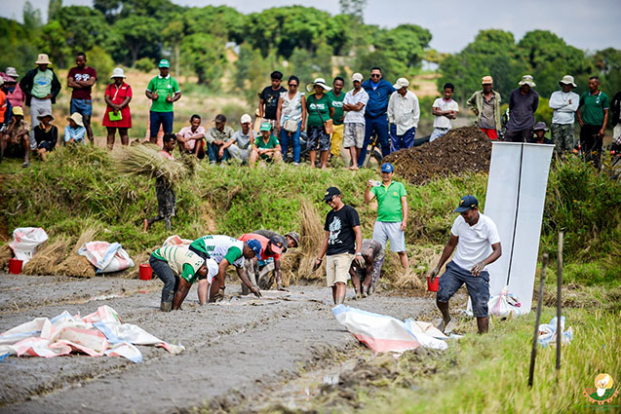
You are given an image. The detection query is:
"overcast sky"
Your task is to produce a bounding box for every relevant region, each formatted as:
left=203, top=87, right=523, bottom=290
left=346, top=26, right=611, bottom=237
left=5, top=0, right=621, bottom=53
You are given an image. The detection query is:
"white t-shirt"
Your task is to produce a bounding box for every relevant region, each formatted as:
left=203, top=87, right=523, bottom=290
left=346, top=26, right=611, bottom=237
left=450, top=213, right=500, bottom=271
left=344, top=88, right=369, bottom=124
left=432, top=98, right=459, bottom=129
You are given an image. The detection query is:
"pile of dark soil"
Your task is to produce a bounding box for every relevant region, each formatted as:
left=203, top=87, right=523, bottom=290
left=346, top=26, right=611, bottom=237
left=383, top=126, right=492, bottom=185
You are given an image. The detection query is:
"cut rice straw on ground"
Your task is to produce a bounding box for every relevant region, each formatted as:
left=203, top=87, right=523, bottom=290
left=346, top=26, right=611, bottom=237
left=290, top=200, right=325, bottom=283
left=113, top=143, right=188, bottom=185
left=54, top=225, right=100, bottom=278
left=22, top=236, right=71, bottom=276
left=0, top=244, right=12, bottom=271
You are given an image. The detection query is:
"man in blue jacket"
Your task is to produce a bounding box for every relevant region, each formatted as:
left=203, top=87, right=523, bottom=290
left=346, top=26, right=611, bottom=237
left=357, top=67, right=395, bottom=167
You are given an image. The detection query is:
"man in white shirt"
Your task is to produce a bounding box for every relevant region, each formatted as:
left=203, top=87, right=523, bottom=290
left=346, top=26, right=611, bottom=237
left=342, top=73, right=369, bottom=170
left=428, top=195, right=502, bottom=334
left=430, top=83, right=459, bottom=142
left=388, top=77, right=420, bottom=152
left=549, top=75, right=579, bottom=153
left=223, top=113, right=254, bottom=163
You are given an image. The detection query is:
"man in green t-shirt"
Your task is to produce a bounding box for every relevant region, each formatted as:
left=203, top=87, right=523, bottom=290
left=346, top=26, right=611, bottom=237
left=145, top=59, right=181, bottom=144
left=327, top=77, right=346, bottom=159
left=249, top=122, right=282, bottom=167
left=577, top=76, right=609, bottom=169
left=149, top=245, right=218, bottom=311
left=364, top=162, right=409, bottom=271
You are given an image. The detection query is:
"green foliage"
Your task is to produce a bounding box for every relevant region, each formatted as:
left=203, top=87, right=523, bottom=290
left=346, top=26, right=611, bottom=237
left=535, top=97, right=553, bottom=125
left=48, top=0, right=63, bottom=22
left=23, top=1, right=42, bottom=29
left=592, top=47, right=621, bottom=95
left=134, top=57, right=155, bottom=73
left=376, top=24, right=432, bottom=75
left=355, top=50, right=397, bottom=83
left=180, top=33, right=226, bottom=87
left=112, top=15, right=161, bottom=66
left=85, top=46, right=115, bottom=88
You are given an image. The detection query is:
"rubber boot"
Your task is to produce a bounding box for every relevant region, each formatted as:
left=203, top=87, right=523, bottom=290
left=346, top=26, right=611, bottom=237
left=160, top=290, right=174, bottom=312
left=160, top=301, right=172, bottom=312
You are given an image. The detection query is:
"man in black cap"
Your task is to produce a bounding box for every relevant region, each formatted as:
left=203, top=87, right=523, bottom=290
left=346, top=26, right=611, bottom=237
left=428, top=195, right=502, bottom=334
left=314, top=187, right=364, bottom=304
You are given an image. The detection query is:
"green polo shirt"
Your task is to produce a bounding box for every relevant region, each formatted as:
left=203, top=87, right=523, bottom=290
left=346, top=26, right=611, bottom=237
left=579, top=91, right=609, bottom=126
left=371, top=181, right=407, bottom=222
left=255, top=134, right=279, bottom=149
left=327, top=90, right=345, bottom=125
left=146, top=75, right=180, bottom=113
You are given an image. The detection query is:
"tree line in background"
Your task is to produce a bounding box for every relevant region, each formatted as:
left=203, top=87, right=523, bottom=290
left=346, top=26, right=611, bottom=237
left=1, top=0, right=620, bottom=111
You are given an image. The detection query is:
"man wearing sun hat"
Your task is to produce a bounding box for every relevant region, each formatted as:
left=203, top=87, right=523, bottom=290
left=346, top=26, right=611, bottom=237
left=549, top=75, right=579, bottom=153
left=505, top=75, right=539, bottom=143
left=388, top=77, right=419, bottom=151
left=467, top=76, right=502, bottom=140
left=342, top=73, right=369, bottom=170
left=428, top=195, right=502, bottom=334
left=19, top=54, right=61, bottom=150
left=146, top=59, right=181, bottom=144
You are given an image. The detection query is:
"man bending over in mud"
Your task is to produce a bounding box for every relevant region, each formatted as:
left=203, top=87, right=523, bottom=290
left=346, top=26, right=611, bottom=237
left=349, top=239, right=385, bottom=298
left=149, top=245, right=218, bottom=311
left=238, top=233, right=285, bottom=292
left=189, top=235, right=262, bottom=303
left=314, top=187, right=364, bottom=305
left=428, top=195, right=501, bottom=334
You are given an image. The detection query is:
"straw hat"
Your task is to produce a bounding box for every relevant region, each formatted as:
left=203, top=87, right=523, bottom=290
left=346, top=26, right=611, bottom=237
left=35, top=54, right=52, bottom=65
left=67, top=113, right=84, bottom=127
left=306, top=78, right=332, bottom=93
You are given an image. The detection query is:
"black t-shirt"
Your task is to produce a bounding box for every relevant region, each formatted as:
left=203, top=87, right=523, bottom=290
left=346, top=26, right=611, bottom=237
left=260, top=86, right=286, bottom=120
left=324, top=205, right=360, bottom=255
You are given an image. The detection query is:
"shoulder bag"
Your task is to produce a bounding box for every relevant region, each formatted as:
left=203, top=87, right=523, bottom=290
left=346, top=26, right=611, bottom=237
left=313, top=95, right=334, bottom=135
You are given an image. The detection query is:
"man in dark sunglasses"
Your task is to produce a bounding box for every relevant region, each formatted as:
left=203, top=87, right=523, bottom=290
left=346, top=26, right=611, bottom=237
left=357, top=67, right=395, bottom=167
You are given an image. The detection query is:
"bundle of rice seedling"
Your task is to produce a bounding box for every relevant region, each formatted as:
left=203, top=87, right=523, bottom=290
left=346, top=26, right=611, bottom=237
left=394, top=268, right=426, bottom=290
left=122, top=250, right=150, bottom=279
left=281, top=249, right=302, bottom=286
left=0, top=244, right=13, bottom=271
left=291, top=201, right=325, bottom=283
left=22, top=236, right=71, bottom=276
left=112, top=143, right=188, bottom=184
left=53, top=225, right=99, bottom=278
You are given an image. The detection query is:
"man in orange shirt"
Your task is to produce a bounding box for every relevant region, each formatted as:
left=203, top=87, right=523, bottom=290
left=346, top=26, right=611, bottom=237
left=238, top=233, right=285, bottom=293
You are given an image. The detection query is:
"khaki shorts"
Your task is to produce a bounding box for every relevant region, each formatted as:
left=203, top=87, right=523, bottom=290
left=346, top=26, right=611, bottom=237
left=326, top=253, right=354, bottom=287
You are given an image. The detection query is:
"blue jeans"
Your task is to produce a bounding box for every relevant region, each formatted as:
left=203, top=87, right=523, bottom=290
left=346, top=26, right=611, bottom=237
left=70, top=99, right=93, bottom=116
left=390, top=125, right=416, bottom=151
left=280, top=122, right=301, bottom=163
left=149, top=255, right=179, bottom=303
left=357, top=115, right=390, bottom=167
left=437, top=261, right=490, bottom=317
left=149, top=111, right=174, bottom=137
left=207, top=142, right=231, bottom=163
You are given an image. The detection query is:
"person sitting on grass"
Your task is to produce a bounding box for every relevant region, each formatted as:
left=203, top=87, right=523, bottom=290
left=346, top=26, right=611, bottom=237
left=64, top=113, right=86, bottom=146
left=176, top=114, right=206, bottom=158
left=143, top=134, right=177, bottom=232
left=222, top=114, right=254, bottom=164
left=249, top=122, right=282, bottom=167
left=0, top=106, right=31, bottom=166
left=33, top=109, right=58, bottom=161
left=532, top=121, right=553, bottom=144
left=206, top=114, right=233, bottom=165
left=149, top=245, right=218, bottom=312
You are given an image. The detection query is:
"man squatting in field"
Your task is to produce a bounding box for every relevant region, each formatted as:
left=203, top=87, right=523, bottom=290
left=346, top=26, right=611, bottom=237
left=428, top=195, right=502, bottom=334
left=189, top=235, right=262, bottom=303
left=349, top=239, right=385, bottom=298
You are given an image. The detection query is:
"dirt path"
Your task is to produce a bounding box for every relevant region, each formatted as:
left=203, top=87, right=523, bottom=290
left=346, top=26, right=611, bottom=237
left=0, top=274, right=434, bottom=413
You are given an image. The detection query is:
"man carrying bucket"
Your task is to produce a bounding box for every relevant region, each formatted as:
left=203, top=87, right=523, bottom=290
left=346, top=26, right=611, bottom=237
left=428, top=195, right=502, bottom=334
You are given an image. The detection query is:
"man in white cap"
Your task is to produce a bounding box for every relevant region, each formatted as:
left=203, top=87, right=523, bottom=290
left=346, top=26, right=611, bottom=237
left=504, top=75, right=539, bottom=142
left=549, top=75, right=579, bottom=153
left=387, top=77, right=419, bottom=151
left=467, top=76, right=502, bottom=140
left=342, top=73, right=369, bottom=170
left=223, top=113, right=254, bottom=163
left=19, top=54, right=61, bottom=150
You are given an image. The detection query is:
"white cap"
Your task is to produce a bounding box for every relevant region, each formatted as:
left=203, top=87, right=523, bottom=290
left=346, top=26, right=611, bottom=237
left=240, top=113, right=252, bottom=124
left=352, top=73, right=363, bottom=82
left=111, top=67, right=126, bottom=79
left=393, top=78, right=409, bottom=89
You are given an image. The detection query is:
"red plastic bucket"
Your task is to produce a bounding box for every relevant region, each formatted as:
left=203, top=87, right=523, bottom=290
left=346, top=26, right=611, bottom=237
left=139, top=264, right=153, bottom=280
left=427, top=275, right=439, bottom=292
left=9, top=258, right=23, bottom=275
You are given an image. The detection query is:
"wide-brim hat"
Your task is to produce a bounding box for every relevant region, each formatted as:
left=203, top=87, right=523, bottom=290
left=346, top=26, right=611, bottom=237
left=306, top=78, right=332, bottom=93
left=35, top=54, right=52, bottom=65
left=37, top=109, right=54, bottom=121
left=286, top=231, right=300, bottom=247
left=5, top=67, right=19, bottom=78
left=533, top=121, right=549, bottom=132
left=559, top=75, right=577, bottom=88
left=518, top=75, right=536, bottom=88
left=111, top=67, right=126, bottom=79
left=67, top=112, right=84, bottom=127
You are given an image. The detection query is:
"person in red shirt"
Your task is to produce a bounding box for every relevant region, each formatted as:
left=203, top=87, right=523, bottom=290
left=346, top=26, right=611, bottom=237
left=102, top=68, right=132, bottom=150
left=238, top=233, right=285, bottom=292
left=67, top=52, right=97, bottom=144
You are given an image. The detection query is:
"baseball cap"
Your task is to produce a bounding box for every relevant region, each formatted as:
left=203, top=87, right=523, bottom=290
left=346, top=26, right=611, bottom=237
left=352, top=73, right=363, bottom=82
left=12, top=106, right=24, bottom=116
left=393, top=78, right=409, bottom=89
left=240, top=114, right=252, bottom=124
left=454, top=195, right=479, bottom=213
left=158, top=59, right=170, bottom=68
left=381, top=163, right=394, bottom=173
left=260, top=122, right=272, bottom=132
left=323, top=187, right=341, bottom=202
left=269, top=237, right=284, bottom=255
left=246, top=239, right=262, bottom=258
left=286, top=231, right=300, bottom=248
